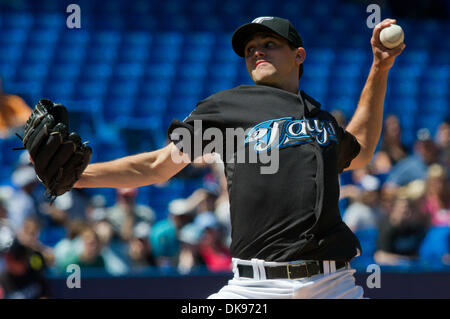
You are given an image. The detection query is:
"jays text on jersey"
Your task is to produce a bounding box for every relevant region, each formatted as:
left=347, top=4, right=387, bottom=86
left=168, top=84, right=361, bottom=262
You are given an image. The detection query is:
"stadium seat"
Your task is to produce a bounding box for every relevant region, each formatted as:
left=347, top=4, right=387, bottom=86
left=77, top=82, right=108, bottom=99
left=80, top=63, right=113, bottom=81
left=419, top=226, right=450, bottom=268
left=133, top=97, right=168, bottom=117
left=354, top=228, right=379, bottom=258
left=0, top=29, right=28, bottom=45
left=139, top=80, right=172, bottom=98
left=1, top=13, right=33, bottom=29
left=103, top=97, right=134, bottom=122
left=42, top=81, right=75, bottom=102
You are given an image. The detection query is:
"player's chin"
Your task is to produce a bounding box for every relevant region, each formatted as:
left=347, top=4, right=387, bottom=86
left=251, top=69, right=276, bottom=84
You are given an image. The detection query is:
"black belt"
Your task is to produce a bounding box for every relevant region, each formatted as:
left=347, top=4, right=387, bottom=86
left=237, top=261, right=349, bottom=280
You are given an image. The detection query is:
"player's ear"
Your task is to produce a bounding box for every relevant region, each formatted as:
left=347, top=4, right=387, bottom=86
left=295, top=47, right=306, bottom=65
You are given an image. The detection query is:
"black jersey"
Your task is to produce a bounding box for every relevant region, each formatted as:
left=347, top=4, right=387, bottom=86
left=168, top=84, right=362, bottom=262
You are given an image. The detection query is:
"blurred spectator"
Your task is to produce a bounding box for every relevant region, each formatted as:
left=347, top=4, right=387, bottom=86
left=106, top=188, right=155, bottom=241
left=53, top=219, right=86, bottom=270
left=7, top=166, right=39, bottom=234
left=195, top=212, right=232, bottom=272
left=373, top=114, right=408, bottom=174
left=374, top=192, right=430, bottom=266
left=17, top=217, right=54, bottom=268
left=93, top=219, right=129, bottom=276
left=127, top=222, right=157, bottom=269
left=0, top=192, right=15, bottom=273
left=177, top=223, right=206, bottom=274
left=63, top=226, right=105, bottom=269
left=38, top=193, right=72, bottom=247
left=331, top=109, right=347, bottom=128
left=0, top=77, right=32, bottom=139
left=435, top=119, right=450, bottom=170
left=85, top=195, right=108, bottom=223
left=0, top=239, right=50, bottom=299
left=385, top=128, right=439, bottom=187
left=150, top=197, right=196, bottom=268
left=420, top=164, right=450, bottom=226
left=343, top=175, right=383, bottom=232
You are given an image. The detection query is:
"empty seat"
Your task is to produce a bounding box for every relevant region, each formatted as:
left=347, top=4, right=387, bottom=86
left=80, top=63, right=113, bottom=81
left=103, top=97, right=134, bottom=122
left=107, top=80, right=139, bottom=99
left=112, top=63, right=144, bottom=80
left=144, top=63, right=176, bottom=80
left=15, top=64, right=48, bottom=81
left=1, top=13, right=33, bottom=28
left=86, top=46, right=118, bottom=63
left=27, top=29, right=59, bottom=45
left=54, top=46, right=86, bottom=63
left=139, top=80, right=172, bottom=98
left=22, top=47, right=54, bottom=64
left=77, top=82, right=108, bottom=99
left=42, top=81, right=75, bottom=101
left=133, top=97, right=168, bottom=117
left=0, top=29, right=28, bottom=45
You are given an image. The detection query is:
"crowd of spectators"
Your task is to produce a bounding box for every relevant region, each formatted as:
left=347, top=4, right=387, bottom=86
left=0, top=108, right=449, bottom=298
left=340, top=114, right=450, bottom=267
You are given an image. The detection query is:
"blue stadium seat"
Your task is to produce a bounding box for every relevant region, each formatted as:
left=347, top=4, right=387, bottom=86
left=77, top=82, right=108, bottom=99
left=122, top=31, right=152, bottom=46
left=42, top=81, right=75, bottom=102
left=144, top=63, right=176, bottom=80
left=86, top=46, right=118, bottom=63
left=207, top=62, right=238, bottom=79
left=107, top=80, right=139, bottom=99
left=58, top=29, right=90, bottom=45
left=80, top=63, right=113, bottom=81
left=91, top=30, right=122, bottom=46
left=0, top=29, right=28, bottom=45
left=354, top=228, right=379, bottom=258
left=118, top=45, right=149, bottom=63
left=139, top=80, right=172, bottom=98
left=151, top=46, right=182, bottom=62
left=153, top=32, right=184, bottom=47
left=103, top=97, right=134, bottom=122
left=27, top=29, right=59, bottom=45
left=112, top=63, right=144, bottom=80
left=15, top=64, right=48, bottom=82
left=47, top=63, right=81, bottom=81
left=423, top=80, right=448, bottom=98
left=22, top=47, right=54, bottom=64
left=1, top=13, right=33, bottom=29
left=54, top=47, right=86, bottom=63
left=0, top=46, right=22, bottom=64
left=419, top=226, right=450, bottom=268
left=177, top=63, right=208, bottom=79
left=169, top=97, right=198, bottom=113
left=176, top=81, right=204, bottom=97
left=33, top=12, right=67, bottom=30
left=133, top=97, right=168, bottom=117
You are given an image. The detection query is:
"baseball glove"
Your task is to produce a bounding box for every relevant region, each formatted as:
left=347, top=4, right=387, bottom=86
left=18, top=99, right=92, bottom=198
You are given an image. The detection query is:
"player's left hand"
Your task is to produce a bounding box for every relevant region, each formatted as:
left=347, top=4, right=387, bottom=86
left=370, top=18, right=406, bottom=71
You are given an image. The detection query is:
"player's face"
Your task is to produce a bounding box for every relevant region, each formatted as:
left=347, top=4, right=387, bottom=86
left=244, top=33, right=301, bottom=90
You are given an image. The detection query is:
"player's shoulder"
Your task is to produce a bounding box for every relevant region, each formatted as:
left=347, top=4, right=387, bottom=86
left=206, top=85, right=257, bottom=99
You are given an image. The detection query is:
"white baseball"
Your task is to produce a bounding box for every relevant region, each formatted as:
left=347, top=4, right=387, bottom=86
left=379, top=24, right=404, bottom=49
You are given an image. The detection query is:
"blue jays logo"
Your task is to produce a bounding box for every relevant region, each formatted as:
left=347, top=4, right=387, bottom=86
left=245, top=117, right=338, bottom=152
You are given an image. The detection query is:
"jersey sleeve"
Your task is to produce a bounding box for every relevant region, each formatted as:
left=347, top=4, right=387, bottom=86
left=167, top=95, right=222, bottom=161
left=333, top=121, right=361, bottom=173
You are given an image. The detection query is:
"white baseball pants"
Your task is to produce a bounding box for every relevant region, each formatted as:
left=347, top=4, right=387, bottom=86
left=208, top=258, right=364, bottom=299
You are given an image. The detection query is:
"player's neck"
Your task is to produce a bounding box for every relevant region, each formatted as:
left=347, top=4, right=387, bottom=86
left=255, top=80, right=299, bottom=94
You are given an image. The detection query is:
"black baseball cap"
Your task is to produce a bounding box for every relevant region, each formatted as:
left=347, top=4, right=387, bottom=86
left=232, top=17, right=304, bottom=78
